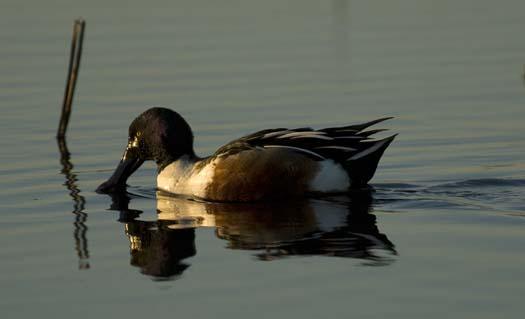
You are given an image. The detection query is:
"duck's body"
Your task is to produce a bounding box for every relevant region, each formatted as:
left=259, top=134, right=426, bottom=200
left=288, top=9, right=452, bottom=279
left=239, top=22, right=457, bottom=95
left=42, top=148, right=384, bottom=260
left=97, top=107, right=396, bottom=202
left=157, top=150, right=349, bottom=201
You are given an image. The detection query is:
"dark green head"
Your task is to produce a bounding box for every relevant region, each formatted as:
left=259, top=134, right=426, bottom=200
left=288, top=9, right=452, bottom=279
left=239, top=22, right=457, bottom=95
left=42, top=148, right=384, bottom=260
left=96, top=107, right=195, bottom=193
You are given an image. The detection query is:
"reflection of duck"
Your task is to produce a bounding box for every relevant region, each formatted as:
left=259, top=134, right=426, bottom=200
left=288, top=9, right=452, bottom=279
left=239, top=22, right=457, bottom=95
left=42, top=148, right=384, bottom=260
left=98, top=107, right=396, bottom=201
left=109, top=194, right=196, bottom=280
left=124, top=221, right=195, bottom=280
left=157, top=190, right=395, bottom=262
left=108, top=190, right=396, bottom=280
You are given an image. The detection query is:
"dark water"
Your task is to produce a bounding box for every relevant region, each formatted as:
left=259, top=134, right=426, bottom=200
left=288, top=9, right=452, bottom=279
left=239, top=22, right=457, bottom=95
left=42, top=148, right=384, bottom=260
left=1, top=0, right=525, bottom=318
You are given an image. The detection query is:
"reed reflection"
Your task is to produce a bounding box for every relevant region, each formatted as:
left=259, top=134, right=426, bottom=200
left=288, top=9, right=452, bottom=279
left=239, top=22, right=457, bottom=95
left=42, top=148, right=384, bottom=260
left=108, top=190, right=396, bottom=280
left=57, top=137, right=89, bottom=269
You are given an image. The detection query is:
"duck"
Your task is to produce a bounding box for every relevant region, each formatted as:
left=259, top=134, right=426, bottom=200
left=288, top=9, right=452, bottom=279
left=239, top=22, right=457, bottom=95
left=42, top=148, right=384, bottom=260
left=96, top=107, right=396, bottom=202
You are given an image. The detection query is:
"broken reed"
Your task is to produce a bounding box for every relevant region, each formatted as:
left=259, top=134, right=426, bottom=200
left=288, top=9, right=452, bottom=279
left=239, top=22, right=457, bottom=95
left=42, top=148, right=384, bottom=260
left=58, top=19, right=85, bottom=138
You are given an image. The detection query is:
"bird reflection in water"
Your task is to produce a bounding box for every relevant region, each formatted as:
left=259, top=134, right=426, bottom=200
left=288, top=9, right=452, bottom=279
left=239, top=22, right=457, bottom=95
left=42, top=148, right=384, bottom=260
left=108, top=190, right=396, bottom=281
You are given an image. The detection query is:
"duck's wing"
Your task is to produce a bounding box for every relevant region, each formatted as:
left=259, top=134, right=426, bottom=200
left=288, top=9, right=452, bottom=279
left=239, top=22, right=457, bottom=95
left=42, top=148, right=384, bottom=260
left=213, top=117, right=396, bottom=163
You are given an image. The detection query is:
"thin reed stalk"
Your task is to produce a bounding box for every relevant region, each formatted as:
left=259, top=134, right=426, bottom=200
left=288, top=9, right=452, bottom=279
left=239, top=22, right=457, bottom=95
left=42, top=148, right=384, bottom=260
left=57, top=19, right=85, bottom=138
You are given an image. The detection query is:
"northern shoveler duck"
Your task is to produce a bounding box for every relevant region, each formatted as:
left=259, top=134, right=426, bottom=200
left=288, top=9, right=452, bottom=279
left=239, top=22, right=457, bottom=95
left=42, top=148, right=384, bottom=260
left=97, top=107, right=396, bottom=202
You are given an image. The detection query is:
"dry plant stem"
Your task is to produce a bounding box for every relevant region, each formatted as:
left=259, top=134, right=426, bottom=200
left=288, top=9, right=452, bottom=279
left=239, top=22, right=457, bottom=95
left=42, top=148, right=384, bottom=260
left=56, top=19, right=89, bottom=269
left=58, top=19, right=85, bottom=138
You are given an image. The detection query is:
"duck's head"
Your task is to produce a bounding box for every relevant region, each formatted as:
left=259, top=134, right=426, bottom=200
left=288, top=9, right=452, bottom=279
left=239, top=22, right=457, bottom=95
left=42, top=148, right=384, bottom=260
left=96, top=107, right=195, bottom=193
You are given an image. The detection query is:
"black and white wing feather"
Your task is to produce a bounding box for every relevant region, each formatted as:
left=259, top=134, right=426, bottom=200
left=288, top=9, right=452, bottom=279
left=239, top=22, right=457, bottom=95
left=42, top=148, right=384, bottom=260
left=214, top=117, right=396, bottom=164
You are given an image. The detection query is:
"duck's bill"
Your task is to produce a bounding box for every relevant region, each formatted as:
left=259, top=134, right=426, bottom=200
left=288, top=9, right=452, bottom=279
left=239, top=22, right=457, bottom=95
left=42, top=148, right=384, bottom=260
left=96, top=156, right=144, bottom=194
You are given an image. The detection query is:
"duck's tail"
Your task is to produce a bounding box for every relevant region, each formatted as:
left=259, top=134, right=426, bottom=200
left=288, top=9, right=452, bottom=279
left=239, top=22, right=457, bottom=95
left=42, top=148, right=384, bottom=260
left=343, top=134, right=397, bottom=187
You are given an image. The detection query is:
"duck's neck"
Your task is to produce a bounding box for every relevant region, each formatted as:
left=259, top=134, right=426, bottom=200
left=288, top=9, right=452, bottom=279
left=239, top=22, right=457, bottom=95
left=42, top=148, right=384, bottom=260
left=157, top=153, right=199, bottom=174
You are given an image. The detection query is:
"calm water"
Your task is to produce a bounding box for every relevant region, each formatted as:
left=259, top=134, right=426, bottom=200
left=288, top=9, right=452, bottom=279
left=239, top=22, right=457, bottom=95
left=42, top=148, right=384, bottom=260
left=1, top=0, right=525, bottom=318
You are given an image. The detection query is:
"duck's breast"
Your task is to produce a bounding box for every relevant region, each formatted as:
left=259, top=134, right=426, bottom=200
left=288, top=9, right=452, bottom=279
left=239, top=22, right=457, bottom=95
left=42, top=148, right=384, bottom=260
left=157, top=156, right=213, bottom=198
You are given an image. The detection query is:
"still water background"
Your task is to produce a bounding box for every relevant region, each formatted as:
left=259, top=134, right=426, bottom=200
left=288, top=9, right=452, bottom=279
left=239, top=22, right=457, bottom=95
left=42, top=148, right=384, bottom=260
left=1, top=0, right=525, bottom=318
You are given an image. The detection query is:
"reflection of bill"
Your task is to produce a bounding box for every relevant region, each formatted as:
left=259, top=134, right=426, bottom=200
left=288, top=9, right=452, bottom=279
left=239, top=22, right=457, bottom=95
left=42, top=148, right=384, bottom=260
left=110, top=190, right=396, bottom=281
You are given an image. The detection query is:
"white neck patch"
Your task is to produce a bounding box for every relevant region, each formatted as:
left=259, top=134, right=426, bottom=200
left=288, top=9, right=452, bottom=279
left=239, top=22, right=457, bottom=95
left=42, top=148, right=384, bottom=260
left=157, top=156, right=216, bottom=198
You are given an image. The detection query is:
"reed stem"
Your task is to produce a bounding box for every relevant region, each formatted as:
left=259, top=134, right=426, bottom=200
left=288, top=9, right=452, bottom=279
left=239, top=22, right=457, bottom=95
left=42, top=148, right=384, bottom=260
left=57, top=19, right=85, bottom=138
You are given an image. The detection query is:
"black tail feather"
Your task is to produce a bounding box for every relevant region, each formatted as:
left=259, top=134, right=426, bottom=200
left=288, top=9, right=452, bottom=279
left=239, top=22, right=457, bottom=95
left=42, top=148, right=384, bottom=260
left=344, top=134, right=397, bottom=187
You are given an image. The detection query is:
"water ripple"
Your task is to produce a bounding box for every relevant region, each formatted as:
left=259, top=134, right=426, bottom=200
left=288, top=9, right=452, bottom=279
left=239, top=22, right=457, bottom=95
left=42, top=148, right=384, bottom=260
left=374, top=178, right=525, bottom=213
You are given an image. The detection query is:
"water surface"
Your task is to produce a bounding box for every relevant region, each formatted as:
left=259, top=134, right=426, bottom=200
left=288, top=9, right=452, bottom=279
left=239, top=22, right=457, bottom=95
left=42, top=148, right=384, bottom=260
left=1, top=0, right=525, bottom=318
